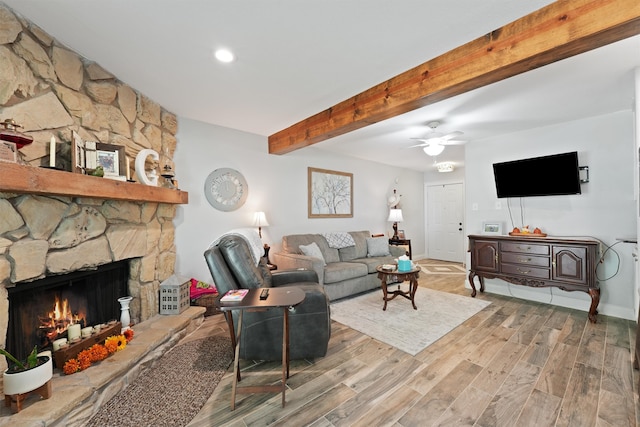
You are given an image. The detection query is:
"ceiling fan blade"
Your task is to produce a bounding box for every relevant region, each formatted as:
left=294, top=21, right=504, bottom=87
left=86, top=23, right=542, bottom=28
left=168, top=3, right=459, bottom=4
left=407, top=143, right=428, bottom=148
left=440, top=139, right=466, bottom=146
left=440, top=131, right=464, bottom=140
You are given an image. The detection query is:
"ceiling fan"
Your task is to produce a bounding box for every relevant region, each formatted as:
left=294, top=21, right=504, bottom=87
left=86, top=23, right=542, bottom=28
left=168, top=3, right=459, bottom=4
left=409, top=121, right=466, bottom=156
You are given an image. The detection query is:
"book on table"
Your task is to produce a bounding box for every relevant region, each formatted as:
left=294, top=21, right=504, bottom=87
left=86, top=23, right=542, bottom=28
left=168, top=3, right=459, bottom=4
left=220, top=289, right=249, bottom=302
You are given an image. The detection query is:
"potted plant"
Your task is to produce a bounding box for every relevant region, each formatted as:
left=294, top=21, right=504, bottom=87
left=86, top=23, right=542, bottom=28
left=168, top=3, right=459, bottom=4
left=1, top=345, right=53, bottom=396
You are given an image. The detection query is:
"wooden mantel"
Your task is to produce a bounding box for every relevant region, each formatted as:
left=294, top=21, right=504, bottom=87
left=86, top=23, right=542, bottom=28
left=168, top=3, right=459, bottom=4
left=0, top=162, right=188, bottom=204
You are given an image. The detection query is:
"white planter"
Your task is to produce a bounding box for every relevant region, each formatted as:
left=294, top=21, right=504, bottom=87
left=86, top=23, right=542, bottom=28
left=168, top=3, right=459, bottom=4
left=3, top=355, right=52, bottom=395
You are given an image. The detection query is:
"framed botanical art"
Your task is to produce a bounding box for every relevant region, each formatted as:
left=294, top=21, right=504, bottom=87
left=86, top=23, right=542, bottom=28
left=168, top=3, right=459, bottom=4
left=308, top=167, right=353, bottom=218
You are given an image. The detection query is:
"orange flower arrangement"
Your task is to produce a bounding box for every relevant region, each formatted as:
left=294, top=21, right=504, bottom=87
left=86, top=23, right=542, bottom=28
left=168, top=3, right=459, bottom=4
left=104, top=334, right=127, bottom=354
left=63, top=359, right=80, bottom=375
left=62, top=332, right=133, bottom=375
left=124, top=328, right=134, bottom=343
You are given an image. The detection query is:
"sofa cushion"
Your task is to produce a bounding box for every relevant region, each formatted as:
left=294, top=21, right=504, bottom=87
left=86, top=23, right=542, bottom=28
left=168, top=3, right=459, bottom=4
left=366, top=236, right=390, bottom=257
left=323, top=261, right=368, bottom=284
left=282, top=233, right=339, bottom=263
left=299, top=242, right=326, bottom=265
left=338, top=230, right=369, bottom=261
left=351, top=256, right=395, bottom=273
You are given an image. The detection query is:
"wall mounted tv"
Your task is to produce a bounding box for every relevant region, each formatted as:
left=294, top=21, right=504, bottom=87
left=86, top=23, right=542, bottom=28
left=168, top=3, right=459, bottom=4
left=493, top=151, right=582, bottom=198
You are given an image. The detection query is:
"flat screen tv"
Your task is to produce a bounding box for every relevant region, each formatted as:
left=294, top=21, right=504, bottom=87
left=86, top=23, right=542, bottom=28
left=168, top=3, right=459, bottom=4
left=493, top=151, right=581, bottom=198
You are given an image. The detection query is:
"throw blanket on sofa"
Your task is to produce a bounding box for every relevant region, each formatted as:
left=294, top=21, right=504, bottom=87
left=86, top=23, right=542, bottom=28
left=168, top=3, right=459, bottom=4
left=321, top=232, right=356, bottom=249
left=209, top=228, right=263, bottom=266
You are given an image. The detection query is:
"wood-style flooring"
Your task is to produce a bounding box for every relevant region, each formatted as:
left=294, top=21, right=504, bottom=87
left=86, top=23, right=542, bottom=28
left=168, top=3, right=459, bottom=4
left=187, top=259, right=640, bottom=427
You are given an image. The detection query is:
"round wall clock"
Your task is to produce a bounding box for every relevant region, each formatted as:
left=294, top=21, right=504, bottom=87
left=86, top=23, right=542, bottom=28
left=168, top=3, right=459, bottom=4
left=204, top=168, right=248, bottom=211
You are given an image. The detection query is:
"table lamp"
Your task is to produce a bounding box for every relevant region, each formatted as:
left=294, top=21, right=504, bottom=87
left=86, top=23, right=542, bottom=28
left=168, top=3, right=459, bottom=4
left=253, top=211, right=269, bottom=238
left=387, top=208, right=403, bottom=240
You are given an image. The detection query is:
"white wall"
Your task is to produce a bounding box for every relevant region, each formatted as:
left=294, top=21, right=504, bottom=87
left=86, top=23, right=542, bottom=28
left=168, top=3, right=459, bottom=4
left=173, top=118, right=425, bottom=283
left=465, top=110, right=637, bottom=319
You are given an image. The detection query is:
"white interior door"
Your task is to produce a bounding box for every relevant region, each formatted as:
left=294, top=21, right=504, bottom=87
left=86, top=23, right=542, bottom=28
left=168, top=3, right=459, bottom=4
left=427, top=183, right=464, bottom=262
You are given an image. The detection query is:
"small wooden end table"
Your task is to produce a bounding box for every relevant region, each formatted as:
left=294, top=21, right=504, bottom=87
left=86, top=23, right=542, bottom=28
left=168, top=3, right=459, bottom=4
left=215, top=287, right=305, bottom=410
left=376, top=265, right=421, bottom=311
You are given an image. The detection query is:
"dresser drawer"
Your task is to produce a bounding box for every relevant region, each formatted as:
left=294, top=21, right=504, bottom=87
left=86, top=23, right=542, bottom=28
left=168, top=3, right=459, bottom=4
left=501, top=264, right=550, bottom=279
left=501, top=252, right=550, bottom=267
left=501, top=242, right=549, bottom=255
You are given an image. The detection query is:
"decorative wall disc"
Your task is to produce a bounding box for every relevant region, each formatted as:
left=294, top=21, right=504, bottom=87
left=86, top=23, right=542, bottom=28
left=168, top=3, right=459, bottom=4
left=204, top=168, right=248, bottom=211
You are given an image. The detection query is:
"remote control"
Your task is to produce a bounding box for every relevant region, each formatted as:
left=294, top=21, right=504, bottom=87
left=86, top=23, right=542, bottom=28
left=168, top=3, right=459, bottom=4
left=260, top=288, right=269, bottom=300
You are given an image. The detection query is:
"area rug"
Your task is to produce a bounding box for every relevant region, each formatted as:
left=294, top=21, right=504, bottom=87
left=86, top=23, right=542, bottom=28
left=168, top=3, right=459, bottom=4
left=416, top=262, right=467, bottom=275
left=331, top=288, right=490, bottom=356
left=86, top=335, right=232, bottom=427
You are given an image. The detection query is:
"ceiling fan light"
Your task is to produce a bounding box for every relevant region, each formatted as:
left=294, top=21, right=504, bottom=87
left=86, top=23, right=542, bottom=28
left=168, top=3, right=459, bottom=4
left=423, top=144, right=445, bottom=156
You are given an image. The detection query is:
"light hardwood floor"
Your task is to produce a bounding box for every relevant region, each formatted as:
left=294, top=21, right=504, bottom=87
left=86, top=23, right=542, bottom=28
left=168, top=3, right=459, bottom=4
left=187, top=259, right=640, bottom=427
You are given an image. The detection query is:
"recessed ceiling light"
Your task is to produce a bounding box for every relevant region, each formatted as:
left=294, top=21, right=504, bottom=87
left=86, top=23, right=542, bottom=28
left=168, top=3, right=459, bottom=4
left=214, top=48, right=235, bottom=63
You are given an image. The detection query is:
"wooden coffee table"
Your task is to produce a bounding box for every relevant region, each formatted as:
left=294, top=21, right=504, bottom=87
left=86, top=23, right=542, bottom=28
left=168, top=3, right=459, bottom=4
left=376, top=265, right=421, bottom=310
left=216, top=287, right=305, bottom=410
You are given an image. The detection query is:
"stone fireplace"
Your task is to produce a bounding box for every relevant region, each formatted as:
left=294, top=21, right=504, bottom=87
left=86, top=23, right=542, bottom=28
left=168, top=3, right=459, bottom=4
left=0, top=193, right=178, bottom=372
left=0, top=4, right=187, bottom=373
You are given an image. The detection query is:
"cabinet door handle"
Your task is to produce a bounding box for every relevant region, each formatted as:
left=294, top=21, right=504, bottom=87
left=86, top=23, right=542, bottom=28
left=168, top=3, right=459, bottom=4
left=495, top=254, right=499, bottom=262
left=516, top=268, right=531, bottom=274
left=517, top=246, right=532, bottom=251
left=518, top=258, right=531, bottom=263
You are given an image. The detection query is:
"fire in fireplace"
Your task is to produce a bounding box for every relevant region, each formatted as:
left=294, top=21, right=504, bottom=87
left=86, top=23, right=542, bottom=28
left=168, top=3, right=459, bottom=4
left=7, top=260, right=129, bottom=361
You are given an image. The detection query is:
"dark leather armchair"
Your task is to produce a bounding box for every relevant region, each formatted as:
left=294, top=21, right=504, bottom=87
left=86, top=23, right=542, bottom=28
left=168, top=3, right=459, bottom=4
left=204, top=234, right=331, bottom=361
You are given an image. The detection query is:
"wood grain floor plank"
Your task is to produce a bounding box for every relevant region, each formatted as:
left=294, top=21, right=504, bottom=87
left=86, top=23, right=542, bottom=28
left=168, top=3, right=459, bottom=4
left=326, top=357, right=422, bottom=426
left=471, top=340, right=527, bottom=395
left=398, top=360, right=483, bottom=425
left=349, top=385, right=422, bottom=427
left=432, top=385, right=493, bottom=427
left=575, top=323, right=606, bottom=369
left=522, top=326, right=561, bottom=367
left=556, top=363, right=601, bottom=427
left=514, top=388, right=561, bottom=427
left=476, top=361, right=542, bottom=426
left=534, top=342, right=578, bottom=398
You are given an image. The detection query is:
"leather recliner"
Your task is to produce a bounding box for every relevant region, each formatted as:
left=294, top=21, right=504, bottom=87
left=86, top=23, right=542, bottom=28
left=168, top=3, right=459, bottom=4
left=204, top=234, right=331, bottom=361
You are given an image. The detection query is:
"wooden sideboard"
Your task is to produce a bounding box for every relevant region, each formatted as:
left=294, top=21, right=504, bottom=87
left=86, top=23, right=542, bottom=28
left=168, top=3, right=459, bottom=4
left=468, top=234, right=600, bottom=323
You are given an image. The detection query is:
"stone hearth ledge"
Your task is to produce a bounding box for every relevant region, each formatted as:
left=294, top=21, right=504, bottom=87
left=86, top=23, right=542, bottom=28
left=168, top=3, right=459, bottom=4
left=0, top=306, right=206, bottom=427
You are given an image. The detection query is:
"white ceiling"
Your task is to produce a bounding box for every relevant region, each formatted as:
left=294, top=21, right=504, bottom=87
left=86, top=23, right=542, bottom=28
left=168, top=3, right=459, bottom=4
left=3, top=1, right=639, bottom=172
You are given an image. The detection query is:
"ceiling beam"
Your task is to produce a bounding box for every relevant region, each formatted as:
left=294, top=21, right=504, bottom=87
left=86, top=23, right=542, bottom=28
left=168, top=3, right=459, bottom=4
left=268, top=0, right=640, bottom=155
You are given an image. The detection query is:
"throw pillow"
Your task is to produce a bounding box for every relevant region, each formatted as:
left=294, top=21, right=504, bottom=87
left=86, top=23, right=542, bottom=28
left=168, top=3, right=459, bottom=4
left=299, top=242, right=326, bottom=265
left=366, top=237, right=390, bottom=257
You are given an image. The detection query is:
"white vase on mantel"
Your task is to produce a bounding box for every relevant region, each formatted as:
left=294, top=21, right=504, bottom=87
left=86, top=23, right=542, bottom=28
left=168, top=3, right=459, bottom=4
left=118, top=296, right=133, bottom=332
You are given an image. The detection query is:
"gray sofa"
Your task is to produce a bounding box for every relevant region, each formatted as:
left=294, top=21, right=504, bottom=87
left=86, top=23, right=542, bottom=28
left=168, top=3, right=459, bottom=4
left=272, top=230, right=405, bottom=301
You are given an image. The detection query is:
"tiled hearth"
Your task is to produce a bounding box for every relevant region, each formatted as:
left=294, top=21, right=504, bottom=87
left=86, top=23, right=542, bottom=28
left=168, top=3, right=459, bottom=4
left=0, top=307, right=205, bottom=427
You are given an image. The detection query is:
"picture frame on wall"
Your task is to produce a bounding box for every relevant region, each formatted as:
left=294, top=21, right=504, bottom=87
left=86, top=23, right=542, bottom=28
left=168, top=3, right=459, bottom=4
left=482, top=221, right=504, bottom=235
left=308, top=167, right=353, bottom=218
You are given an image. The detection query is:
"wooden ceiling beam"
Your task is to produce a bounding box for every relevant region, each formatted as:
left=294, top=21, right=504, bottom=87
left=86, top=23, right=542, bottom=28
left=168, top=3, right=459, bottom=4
left=268, top=0, right=640, bottom=155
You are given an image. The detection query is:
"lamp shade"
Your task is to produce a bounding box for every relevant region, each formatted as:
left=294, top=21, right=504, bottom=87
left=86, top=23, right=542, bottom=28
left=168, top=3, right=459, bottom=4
left=423, top=144, right=445, bottom=156
left=387, top=209, right=403, bottom=222
left=253, top=211, right=269, bottom=227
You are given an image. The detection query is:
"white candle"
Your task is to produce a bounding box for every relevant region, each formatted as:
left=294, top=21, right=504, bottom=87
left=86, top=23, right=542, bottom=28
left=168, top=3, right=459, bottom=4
left=49, top=136, right=56, bottom=167
left=52, top=338, right=67, bottom=351
left=81, top=327, right=93, bottom=338
left=67, top=324, right=81, bottom=341
left=126, top=157, right=131, bottom=180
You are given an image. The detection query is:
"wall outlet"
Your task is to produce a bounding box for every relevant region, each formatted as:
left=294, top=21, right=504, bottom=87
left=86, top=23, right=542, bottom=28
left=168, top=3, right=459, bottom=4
left=495, top=201, right=502, bottom=210
left=472, top=203, right=478, bottom=211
